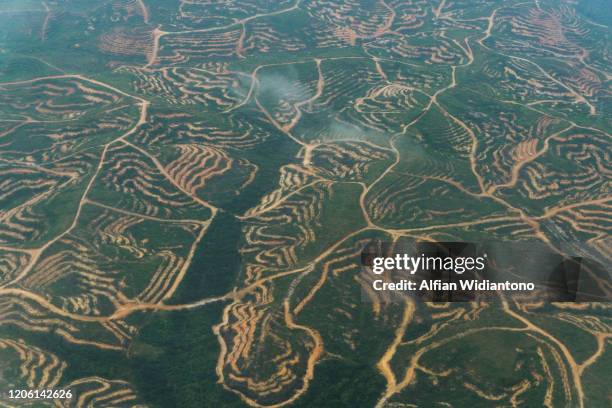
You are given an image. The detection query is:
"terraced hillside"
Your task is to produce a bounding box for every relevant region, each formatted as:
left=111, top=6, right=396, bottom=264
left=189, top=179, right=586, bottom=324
left=0, top=0, right=610, bottom=407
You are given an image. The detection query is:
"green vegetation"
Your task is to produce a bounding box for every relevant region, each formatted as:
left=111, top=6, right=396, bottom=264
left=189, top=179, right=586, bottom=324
left=0, top=0, right=609, bottom=407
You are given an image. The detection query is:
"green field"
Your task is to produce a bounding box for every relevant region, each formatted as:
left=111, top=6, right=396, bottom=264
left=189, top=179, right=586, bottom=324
left=0, top=0, right=610, bottom=407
